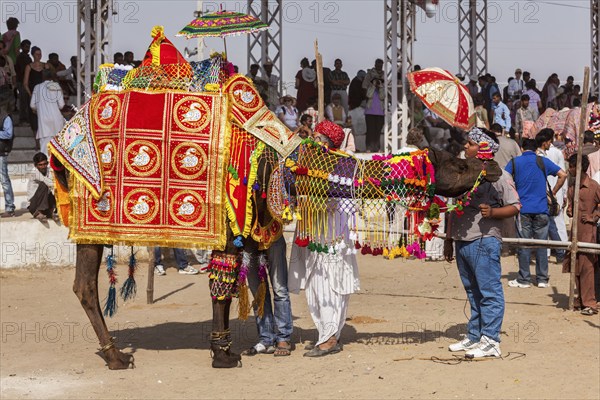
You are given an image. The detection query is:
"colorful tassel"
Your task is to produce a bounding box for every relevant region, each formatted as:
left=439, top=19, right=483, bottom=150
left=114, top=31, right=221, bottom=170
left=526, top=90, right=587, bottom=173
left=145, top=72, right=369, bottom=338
left=119, top=247, right=137, bottom=301
left=254, top=253, right=268, bottom=318
left=237, top=252, right=251, bottom=320
left=103, top=248, right=118, bottom=317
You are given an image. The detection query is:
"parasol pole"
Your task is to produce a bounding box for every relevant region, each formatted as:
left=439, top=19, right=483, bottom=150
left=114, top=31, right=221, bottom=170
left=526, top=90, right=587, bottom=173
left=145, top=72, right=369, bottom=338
left=314, top=40, right=324, bottom=123
left=223, top=36, right=228, bottom=58
left=568, top=66, right=590, bottom=310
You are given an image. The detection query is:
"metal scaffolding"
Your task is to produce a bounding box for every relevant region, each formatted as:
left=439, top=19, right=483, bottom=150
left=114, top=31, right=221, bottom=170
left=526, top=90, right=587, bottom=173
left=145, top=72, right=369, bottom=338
left=247, top=0, right=283, bottom=94
left=77, top=0, right=113, bottom=106
left=458, top=0, right=488, bottom=79
left=384, top=0, right=415, bottom=153
left=592, top=0, right=600, bottom=98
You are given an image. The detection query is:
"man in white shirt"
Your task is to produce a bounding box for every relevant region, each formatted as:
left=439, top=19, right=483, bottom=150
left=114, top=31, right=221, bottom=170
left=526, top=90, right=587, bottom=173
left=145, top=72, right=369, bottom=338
left=27, top=152, right=55, bottom=222
left=508, top=68, right=524, bottom=99
left=261, top=59, right=280, bottom=112
left=537, top=129, right=567, bottom=263
left=30, top=69, right=65, bottom=155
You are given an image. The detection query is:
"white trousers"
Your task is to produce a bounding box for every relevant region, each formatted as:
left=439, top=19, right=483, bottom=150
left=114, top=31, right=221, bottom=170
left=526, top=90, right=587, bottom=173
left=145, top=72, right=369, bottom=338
left=305, top=266, right=350, bottom=345
left=39, top=137, right=52, bottom=156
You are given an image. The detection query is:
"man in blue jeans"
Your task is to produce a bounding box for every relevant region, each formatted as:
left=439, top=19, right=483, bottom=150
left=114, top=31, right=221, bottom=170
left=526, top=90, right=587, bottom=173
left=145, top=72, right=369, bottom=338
left=445, top=127, right=520, bottom=358
left=154, top=247, right=199, bottom=275
left=242, top=236, right=293, bottom=356
left=505, top=135, right=567, bottom=288
left=0, top=111, right=15, bottom=217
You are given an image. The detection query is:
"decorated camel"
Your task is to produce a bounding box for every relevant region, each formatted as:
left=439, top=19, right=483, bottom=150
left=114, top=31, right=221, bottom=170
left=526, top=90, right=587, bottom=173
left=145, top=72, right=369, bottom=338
left=49, top=28, right=497, bottom=370
left=50, top=28, right=298, bottom=369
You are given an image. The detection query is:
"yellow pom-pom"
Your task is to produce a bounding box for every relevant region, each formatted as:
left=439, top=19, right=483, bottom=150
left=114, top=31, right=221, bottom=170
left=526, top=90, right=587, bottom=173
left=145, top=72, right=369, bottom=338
left=151, top=25, right=164, bottom=39
left=295, top=211, right=302, bottom=221
left=204, top=83, right=220, bottom=92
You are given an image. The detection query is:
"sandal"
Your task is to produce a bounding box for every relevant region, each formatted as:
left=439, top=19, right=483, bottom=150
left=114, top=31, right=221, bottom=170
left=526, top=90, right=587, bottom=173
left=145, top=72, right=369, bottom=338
left=241, top=343, right=275, bottom=356
left=581, top=307, right=598, bottom=316
left=274, top=341, right=291, bottom=357
left=303, top=343, right=342, bottom=358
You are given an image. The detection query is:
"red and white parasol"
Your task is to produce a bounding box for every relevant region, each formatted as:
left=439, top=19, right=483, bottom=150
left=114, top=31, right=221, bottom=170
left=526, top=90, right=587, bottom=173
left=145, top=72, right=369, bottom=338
left=407, top=67, right=476, bottom=130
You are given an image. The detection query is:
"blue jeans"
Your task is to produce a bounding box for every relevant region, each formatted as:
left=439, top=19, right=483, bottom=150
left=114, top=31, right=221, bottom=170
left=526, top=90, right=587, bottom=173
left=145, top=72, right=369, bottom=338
left=0, top=155, right=15, bottom=212
left=455, top=237, right=505, bottom=343
left=548, top=216, right=565, bottom=261
left=247, top=236, right=293, bottom=345
left=154, top=247, right=189, bottom=270
left=516, top=213, right=550, bottom=284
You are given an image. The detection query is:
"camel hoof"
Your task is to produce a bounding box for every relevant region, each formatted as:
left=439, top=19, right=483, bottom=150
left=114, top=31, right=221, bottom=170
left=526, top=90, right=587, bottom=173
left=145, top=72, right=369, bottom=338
left=105, top=348, right=135, bottom=370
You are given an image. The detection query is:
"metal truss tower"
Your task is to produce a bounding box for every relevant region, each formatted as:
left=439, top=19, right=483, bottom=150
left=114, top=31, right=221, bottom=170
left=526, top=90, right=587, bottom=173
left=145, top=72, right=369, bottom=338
left=384, top=0, right=415, bottom=153
left=592, top=0, right=600, bottom=98
left=77, top=0, right=113, bottom=106
left=247, top=0, right=283, bottom=94
left=458, top=0, right=487, bottom=79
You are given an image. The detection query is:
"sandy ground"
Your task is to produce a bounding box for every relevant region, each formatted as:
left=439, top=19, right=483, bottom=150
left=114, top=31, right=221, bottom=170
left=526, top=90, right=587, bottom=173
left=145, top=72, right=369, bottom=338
left=1, top=248, right=599, bottom=400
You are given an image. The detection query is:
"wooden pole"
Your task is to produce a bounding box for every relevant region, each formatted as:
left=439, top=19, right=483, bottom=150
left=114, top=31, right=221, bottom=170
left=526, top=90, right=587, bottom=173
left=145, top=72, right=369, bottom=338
left=314, top=40, right=324, bottom=123
left=147, top=247, right=154, bottom=304
left=568, top=67, right=591, bottom=310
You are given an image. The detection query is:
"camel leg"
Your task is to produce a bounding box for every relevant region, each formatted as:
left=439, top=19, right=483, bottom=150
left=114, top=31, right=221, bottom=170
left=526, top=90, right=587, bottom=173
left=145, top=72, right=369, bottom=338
left=210, top=299, right=240, bottom=368
left=73, top=244, right=134, bottom=370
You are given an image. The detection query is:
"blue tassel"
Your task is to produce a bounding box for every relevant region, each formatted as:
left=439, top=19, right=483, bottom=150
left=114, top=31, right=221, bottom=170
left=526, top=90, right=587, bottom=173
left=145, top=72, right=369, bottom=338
left=103, top=286, right=117, bottom=317
left=233, top=236, right=244, bottom=248
left=252, top=182, right=260, bottom=191
left=120, top=248, right=137, bottom=301
left=106, top=253, right=115, bottom=270
left=242, top=176, right=248, bottom=185
left=103, top=249, right=118, bottom=317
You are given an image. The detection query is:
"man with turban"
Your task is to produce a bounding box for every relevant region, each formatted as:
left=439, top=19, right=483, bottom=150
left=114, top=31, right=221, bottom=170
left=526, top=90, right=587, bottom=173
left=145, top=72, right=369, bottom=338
left=288, top=120, right=359, bottom=357
left=444, top=127, right=521, bottom=358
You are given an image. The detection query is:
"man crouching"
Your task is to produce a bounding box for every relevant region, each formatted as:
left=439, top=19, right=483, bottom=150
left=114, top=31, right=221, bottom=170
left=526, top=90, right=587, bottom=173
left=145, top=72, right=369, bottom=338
left=27, top=152, right=56, bottom=222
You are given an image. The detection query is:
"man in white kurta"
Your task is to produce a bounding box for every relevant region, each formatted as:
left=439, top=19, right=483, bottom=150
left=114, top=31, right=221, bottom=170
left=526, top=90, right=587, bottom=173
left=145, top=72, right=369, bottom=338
left=289, top=207, right=360, bottom=356
left=288, top=121, right=360, bottom=357
left=30, top=70, right=65, bottom=155
left=537, top=133, right=568, bottom=262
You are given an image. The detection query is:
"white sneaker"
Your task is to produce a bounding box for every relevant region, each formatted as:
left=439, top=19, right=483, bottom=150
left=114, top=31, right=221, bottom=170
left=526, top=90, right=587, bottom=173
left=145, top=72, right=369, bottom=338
left=179, top=265, right=199, bottom=275
left=448, top=337, right=480, bottom=352
left=537, top=282, right=549, bottom=288
left=508, top=279, right=531, bottom=288
left=154, top=264, right=166, bottom=276
left=465, top=336, right=501, bottom=359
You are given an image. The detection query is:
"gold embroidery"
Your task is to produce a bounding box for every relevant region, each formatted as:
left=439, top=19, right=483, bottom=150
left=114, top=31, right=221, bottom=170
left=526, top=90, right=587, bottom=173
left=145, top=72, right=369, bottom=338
left=172, top=95, right=211, bottom=133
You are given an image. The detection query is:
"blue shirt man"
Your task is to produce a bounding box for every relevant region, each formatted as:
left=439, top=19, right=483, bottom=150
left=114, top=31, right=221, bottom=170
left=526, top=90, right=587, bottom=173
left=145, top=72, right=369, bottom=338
left=505, top=136, right=567, bottom=288
left=491, top=92, right=511, bottom=132
left=0, top=113, right=15, bottom=216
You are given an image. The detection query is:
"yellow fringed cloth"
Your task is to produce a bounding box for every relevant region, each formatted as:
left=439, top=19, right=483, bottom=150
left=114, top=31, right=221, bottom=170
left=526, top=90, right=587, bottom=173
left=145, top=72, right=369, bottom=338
left=50, top=90, right=231, bottom=249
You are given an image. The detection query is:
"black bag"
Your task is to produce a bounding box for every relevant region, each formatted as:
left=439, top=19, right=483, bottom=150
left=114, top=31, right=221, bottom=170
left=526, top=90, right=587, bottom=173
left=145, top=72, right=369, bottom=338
left=510, top=156, right=560, bottom=216
left=535, top=156, right=561, bottom=217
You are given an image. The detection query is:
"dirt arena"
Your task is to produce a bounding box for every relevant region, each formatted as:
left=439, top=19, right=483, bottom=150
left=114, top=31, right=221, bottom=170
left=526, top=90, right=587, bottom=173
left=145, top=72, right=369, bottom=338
left=1, top=247, right=599, bottom=399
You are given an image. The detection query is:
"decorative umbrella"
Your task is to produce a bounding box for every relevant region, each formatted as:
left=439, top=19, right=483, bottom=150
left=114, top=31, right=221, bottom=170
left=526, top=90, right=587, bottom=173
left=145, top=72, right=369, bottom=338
left=407, top=67, right=476, bottom=130
left=177, top=10, right=268, bottom=54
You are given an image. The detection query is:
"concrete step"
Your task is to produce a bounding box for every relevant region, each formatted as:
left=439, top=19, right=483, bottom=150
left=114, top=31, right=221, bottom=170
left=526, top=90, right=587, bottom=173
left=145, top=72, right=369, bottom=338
left=12, top=136, right=36, bottom=150
left=0, top=194, right=29, bottom=211
left=7, top=150, right=38, bottom=164
left=0, top=214, right=151, bottom=268
left=13, top=126, right=33, bottom=137
left=0, top=163, right=34, bottom=211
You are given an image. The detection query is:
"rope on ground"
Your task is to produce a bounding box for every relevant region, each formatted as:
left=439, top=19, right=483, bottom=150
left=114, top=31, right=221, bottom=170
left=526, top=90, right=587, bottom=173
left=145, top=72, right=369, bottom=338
left=393, top=352, right=526, bottom=365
